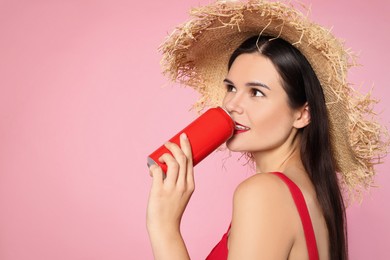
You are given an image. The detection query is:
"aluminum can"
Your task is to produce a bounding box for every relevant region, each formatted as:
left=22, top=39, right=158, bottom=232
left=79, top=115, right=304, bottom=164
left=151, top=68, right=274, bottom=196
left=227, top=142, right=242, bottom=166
left=147, top=107, right=235, bottom=173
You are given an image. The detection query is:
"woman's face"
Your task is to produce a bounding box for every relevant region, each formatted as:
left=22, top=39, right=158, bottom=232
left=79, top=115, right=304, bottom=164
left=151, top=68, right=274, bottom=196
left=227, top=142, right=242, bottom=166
left=222, top=53, right=300, bottom=154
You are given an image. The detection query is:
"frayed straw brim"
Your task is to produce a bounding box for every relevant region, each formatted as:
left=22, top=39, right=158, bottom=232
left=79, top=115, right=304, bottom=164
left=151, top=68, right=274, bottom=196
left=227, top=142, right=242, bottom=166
left=159, top=0, right=388, bottom=201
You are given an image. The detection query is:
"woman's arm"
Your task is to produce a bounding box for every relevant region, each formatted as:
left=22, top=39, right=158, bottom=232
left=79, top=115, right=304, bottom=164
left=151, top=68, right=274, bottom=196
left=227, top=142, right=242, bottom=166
left=147, top=224, right=190, bottom=260
left=146, top=133, right=194, bottom=260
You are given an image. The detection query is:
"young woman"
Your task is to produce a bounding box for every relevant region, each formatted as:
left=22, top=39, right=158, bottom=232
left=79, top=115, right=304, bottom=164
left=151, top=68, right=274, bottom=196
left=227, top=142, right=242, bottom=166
left=147, top=1, right=387, bottom=259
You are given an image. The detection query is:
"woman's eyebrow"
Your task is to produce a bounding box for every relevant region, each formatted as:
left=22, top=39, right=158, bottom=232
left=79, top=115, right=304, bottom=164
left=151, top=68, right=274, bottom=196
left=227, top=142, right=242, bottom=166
left=223, top=78, right=234, bottom=85
left=246, top=81, right=270, bottom=90
left=223, top=78, right=270, bottom=90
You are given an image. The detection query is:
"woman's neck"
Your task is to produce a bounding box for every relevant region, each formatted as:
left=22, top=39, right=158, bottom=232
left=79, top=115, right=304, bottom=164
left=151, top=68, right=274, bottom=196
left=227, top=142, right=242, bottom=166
left=253, top=132, right=303, bottom=174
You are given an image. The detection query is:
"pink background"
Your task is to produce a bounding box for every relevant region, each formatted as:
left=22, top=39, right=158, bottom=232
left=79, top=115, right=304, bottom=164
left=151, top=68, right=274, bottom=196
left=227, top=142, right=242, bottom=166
left=0, top=0, right=389, bottom=259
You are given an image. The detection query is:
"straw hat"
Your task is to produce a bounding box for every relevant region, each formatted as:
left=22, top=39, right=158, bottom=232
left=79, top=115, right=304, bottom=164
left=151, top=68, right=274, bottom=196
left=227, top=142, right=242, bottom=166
left=159, top=0, right=388, bottom=198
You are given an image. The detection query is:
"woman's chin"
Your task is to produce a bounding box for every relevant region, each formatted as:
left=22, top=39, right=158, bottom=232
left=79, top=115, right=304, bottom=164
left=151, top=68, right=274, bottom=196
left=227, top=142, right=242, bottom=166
left=226, top=140, right=244, bottom=153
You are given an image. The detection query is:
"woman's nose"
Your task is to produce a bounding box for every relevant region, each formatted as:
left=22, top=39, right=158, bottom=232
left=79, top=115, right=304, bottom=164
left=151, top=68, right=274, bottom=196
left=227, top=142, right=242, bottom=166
left=223, top=94, right=244, bottom=114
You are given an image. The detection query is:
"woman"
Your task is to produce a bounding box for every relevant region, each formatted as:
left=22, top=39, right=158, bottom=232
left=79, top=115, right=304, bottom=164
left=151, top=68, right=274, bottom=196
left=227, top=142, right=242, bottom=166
left=147, top=1, right=387, bottom=259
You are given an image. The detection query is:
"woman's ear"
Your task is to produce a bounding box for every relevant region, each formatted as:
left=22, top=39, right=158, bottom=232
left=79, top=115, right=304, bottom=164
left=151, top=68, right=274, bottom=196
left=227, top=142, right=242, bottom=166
left=293, top=102, right=311, bottom=129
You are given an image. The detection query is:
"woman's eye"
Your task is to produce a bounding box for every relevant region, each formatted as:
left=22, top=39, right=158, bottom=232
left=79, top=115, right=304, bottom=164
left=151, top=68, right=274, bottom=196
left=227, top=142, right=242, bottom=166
left=226, top=85, right=237, bottom=93
left=251, top=88, right=264, bottom=97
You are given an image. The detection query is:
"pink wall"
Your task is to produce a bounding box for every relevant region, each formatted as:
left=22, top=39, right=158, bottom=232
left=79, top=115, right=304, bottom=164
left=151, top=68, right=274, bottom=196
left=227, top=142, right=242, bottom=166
left=0, top=0, right=388, bottom=259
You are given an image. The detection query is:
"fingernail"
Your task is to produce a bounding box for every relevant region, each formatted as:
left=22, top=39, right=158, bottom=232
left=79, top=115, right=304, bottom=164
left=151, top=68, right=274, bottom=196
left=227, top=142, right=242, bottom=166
left=181, top=133, right=187, bottom=140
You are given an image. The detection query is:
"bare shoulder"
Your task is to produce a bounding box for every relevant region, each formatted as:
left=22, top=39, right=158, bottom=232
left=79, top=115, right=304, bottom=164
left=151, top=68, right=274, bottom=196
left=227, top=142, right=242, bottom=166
left=234, top=172, right=288, bottom=198
left=228, top=173, right=301, bottom=259
left=232, top=172, right=299, bottom=221
left=233, top=172, right=299, bottom=211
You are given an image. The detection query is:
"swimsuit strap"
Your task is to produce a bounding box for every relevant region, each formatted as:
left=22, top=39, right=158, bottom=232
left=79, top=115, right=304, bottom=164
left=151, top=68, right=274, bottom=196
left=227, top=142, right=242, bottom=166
left=271, top=172, right=319, bottom=260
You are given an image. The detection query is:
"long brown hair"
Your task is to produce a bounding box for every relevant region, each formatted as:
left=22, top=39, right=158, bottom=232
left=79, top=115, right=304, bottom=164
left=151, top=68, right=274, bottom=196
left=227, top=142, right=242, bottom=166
left=228, top=36, right=348, bottom=260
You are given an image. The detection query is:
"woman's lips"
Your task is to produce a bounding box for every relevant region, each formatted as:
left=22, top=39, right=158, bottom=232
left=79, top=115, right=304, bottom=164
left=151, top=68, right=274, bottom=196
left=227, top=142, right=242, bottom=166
left=234, top=122, right=250, bottom=134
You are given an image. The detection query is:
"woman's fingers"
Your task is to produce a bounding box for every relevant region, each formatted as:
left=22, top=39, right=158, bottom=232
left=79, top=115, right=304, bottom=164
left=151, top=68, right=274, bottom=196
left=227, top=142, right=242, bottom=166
left=157, top=134, right=193, bottom=189
left=158, top=151, right=180, bottom=187
left=147, top=134, right=195, bottom=233
left=179, top=133, right=195, bottom=189
left=149, top=164, right=164, bottom=187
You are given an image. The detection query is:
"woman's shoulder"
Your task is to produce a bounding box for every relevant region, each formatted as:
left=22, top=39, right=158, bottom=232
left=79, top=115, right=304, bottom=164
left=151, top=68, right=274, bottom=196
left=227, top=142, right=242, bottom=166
left=234, top=172, right=291, bottom=201
left=232, top=171, right=300, bottom=228
left=229, top=172, right=301, bottom=257
left=232, top=172, right=302, bottom=233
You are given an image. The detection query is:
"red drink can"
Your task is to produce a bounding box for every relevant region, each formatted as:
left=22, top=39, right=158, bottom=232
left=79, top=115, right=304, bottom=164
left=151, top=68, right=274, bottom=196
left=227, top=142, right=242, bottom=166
left=147, top=107, right=235, bottom=173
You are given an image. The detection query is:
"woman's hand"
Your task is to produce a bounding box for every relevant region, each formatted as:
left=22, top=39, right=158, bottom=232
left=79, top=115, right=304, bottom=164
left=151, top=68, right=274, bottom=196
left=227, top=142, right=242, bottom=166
left=146, top=133, right=194, bottom=260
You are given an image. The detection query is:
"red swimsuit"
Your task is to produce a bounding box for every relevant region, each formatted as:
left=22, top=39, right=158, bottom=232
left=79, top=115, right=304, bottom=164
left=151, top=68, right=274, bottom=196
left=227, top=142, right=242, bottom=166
left=206, top=172, right=319, bottom=260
